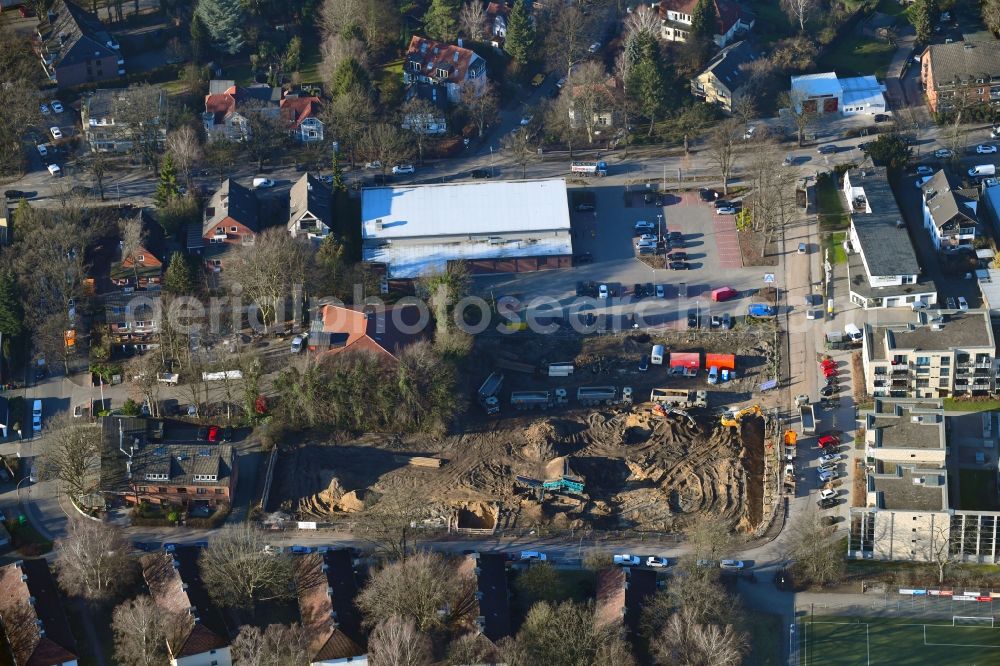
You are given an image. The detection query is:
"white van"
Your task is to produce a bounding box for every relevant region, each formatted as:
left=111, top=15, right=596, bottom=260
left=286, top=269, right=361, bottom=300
left=651, top=344, right=665, bottom=365
left=844, top=323, right=863, bottom=342
left=32, top=399, right=42, bottom=432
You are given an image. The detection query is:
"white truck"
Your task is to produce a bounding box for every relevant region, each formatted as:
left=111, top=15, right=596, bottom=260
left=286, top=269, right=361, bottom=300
left=969, top=164, right=997, bottom=178
left=649, top=388, right=707, bottom=409
left=510, top=389, right=568, bottom=411
left=570, top=161, right=608, bottom=177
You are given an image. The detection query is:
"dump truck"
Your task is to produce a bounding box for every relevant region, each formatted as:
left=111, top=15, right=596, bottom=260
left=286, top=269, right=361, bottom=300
left=799, top=402, right=817, bottom=434
left=577, top=386, right=632, bottom=406
left=510, top=389, right=568, bottom=411
left=649, top=388, right=707, bottom=409
left=571, top=160, right=608, bottom=176
left=478, top=372, right=504, bottom=415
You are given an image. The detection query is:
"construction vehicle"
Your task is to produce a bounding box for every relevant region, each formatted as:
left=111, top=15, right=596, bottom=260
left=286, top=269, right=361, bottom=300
left=577, top=386, right=632, bottom=406
left=799, top=402, right=817, bottom=434
left=515, top=474, right=585, bottom=499
left=720, top=404, right=763, bottom=428
left=650, top=388, right=707, bottom=409
left=510, top=389, right=567, bottom=411
left=478, top=372, right=504, bottom=415
left=651, top=404, right=697, bottom=427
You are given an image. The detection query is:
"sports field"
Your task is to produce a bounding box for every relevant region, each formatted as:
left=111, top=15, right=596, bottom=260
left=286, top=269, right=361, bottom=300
left=800, top=616, right=1000, bottom=665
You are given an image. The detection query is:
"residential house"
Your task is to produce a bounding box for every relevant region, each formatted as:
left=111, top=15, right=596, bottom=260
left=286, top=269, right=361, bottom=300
left=295, top=550, right=368, bottom=665
left=110, top=214, right=166, bottom=289
left=36, top=0, right=124, bottom=88
left=920, top=170, right=978, bottom=249
left=485, top=1, right=510, bottom=48
left=658, top=0, right=755, bottom=48
left=288, top=174, right=333, bottom=241
left=280, top=92, right=324, bottom=143
left=862, top=310, right=998, bottom=398
left=103, top=287, right=160, bottom=348
left=567, top=76, right=622, bottom=131
left=458, top=552, right=512, bottom=642
left=202, top=81, right=281, bottom=142
left=309, top=304, right=428, bottom=360
left=842, top=165, right=936, bottom=309
left=141, top=548, right=233, bottom=666
left=99, top=416, right=237, bottom=508
left=690, top=40, right=757, bottom=113
left=594, top=565, right=658, bottom=634
left=80, top=87, right=167, bottom=153
left=919, top=39, right=1000, bottom=114
left=187, top=179, right=259, bottom=272
left=403, top=36, right=487, bottom=104
left=0, top=560, right=78, bottom=666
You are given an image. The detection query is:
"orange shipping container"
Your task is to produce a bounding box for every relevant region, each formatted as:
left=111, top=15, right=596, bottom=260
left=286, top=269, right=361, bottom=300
left=705, top=353, right=735, bottom=370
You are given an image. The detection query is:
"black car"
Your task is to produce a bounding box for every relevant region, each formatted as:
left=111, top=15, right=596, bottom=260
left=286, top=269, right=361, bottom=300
left=4, top=190, right=29, bottom=199
left=221, top=427, right=234, bottom=442
left=817, top=144, right=838, bottom=155
left=633, top=283, right=643, bottom=299
left=722, top=313, right=732, bottom=329
left=667, top=231, right=683, bottom=241
left=714, top=199, right=731, bottom=209
left=470, top=169, right=491, bottom=179
left=820, top=385, right=838, bottom=397
left=644, top=283, right=654, bottom=297
left=574, top=252, right=593, bottom=265
left=687, top=309, right=699, bottom=329
left=668, top=252, right=688, bottom=261
left=638, top=356, right=649, bottom=372
left=644, top=192, right=654, bottom=204
left=669, top=261, right=688, bottom=270
left=197, top=427, right=209, bottom=441
left=818, top=497, right=838, bottom=509
left=654, top=194, right=664, bottom=206
left=699, top=188, right=718, bottom=202
left=874, top=114, right=889, bottom=123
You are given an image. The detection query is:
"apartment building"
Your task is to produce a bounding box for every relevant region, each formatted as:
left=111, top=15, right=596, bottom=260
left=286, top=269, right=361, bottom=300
left=850, top=399, right=1000, bottom=564
left=36, top=0, right=124, bottom=88
left=843, top=165, right=937, bottom=309
left=81, top=87, right=167, bottom=153
left=403, top=36, right=487, bottom=104
left=919, top=39, right=1000, bottom=114
left=862, top=310, right=997, bottom=398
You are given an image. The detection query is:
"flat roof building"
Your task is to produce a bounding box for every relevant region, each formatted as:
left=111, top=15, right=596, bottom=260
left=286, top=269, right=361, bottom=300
left=361, top=179, right=573, bottom=278
left=790, top=72, right=887, bottom=115
left=864, top=399, right=946, bottom=466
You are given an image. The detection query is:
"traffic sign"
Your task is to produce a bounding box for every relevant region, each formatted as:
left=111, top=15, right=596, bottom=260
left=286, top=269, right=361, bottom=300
left=763, top=273, right=776, bottom=284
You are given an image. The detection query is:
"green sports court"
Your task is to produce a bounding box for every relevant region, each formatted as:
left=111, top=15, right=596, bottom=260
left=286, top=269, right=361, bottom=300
left=800, top=616, right=1000, bottom=665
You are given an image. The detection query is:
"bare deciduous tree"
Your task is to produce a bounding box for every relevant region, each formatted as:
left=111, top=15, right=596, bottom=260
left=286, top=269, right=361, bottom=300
left=41, top=417, right=102, bottom=506
left=360, top=122, right=414, bottom=175
left=462, top=80, right=499, bottom=138
left=226, top=228, right=309, bottom=333
left=125, top=353, right=162, bottom=420
left=54, top=519, right=137, bottom=602
left=112, top=595, right=168, bottom=666
left=684, top=515, right=738, bottom=562
left=780, top=90, right=817, bottom=146
left=401, top=97, right=440, bottom=164
left=368, top=616, right=433, bottom=666
left=319, top=34, right=371, bottom=93
left=231, top=623, right=310, bottom=666
left=319, top=0, right=399, bottom=54
left=785, top=510, right=847, bottom=587
left=706, top=119, right=743, bottom=196
left=503, top=600, right=633, bottom=666
left=542, top=3, right=589, bottom=78
left=165, top=126, right=203, bottom=190
left=459, top=1, right=486, bottom=39
left=357, top=551, right=476, bottom=632
left=501, top=126, right=539, bottom=178
left=199, top=524, right=294, bottom=610
left=322, top=88, right=375, bottom=168
left=781, top=0, right=817, bottom=32
left=649, top=608, right=747, bottom=666
left=113, top=84, right=167, bottom=167
left=86, top=150, right=111, bottom=201
left=118, top=215, right=146, bottom=287
left=623, top=3, right=661, bottom=42
left=732, top=94, right=758, bottom=128
left=741, top=148, right=800, bottom=257
left=566, top=60, right=614, bottom=145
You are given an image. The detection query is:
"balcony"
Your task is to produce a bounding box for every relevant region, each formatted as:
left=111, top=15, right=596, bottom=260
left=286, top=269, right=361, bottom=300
left=890, top=380, right=910, bottom=388
left=891, top=366, right=911, bottom=375
left=975, top=361, right=993, bottom=369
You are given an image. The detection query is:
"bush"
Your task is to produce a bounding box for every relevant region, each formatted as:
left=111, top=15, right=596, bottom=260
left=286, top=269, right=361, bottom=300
left=187, top=503, right=230, bottom=528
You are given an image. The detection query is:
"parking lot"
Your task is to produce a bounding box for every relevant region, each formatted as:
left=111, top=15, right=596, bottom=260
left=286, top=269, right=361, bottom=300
left=475, top=184, right=770, bottom=327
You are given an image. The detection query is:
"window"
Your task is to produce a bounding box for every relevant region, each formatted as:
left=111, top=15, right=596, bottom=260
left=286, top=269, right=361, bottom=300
left=158, top=487, right=167, bottom=493
left=215, top=489, right=224, bottom=494
left=230, top=226, right=237, bottom=232
left=940, top=379, right=949, bottom=388
left=916, top=356, right=930, bottom=366
left=940, top=357, right=950, bottom=366
left=940, top=367, right=949, bottom=376
left=197, top=488, right=207, bottom=494
left=177, top=488, right=187, bottom=493
left=216, top=227, right=224, bottom=235
left=902, top=276, right=915, bottom=284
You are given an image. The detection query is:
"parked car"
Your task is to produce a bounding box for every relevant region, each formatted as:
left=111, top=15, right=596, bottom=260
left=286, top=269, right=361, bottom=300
left=51, top=100, right=64, bottom=113
left=819, top=453, right=840, bottom=465
left=699, top=188, right=719, bottom=201
left=669, top=261, right=689, bottom=270
left=710, top=315, right=722, bottom=329
left=817, top=469, right=834, bottom=483
left=716, top=206, right=737, bottom=215
left=915, top=165, right=934, bottom=176
left=645, top=556, right=670, bottom=567
left=519, top=550, right=547, bottom=561
left=470, top=169, right=491, bottom=179
left=252, top=177, right=276, bottom=188
left=976, top=144, right=998, bottom=154
left=49, top=126, right=62, bottom=140
left=743, top=126, right=756, bottom=140
left=818, top=434, right=840, bottom=448
left=958, top=296, right=969, bottom=310
left=817, top=144, right=837, bottom=154
left=687, top=308, right=699, bottom=329
left=364, top=160, right=382, bottom=170
left=520, top=114, right=533, bottom=126
left=874, top=113, right=889, bottom=122
left=638, top=356, right=649, bottom=372
left=946, top=296, right=957, bottom=309
left=655, top=284, right=665, bottom=298
left=714, top=199, right=732, bottom=209
left=634, top=221, right=655, bottom=233
left=531, top=73, right=545, bottom=86
left=588, top=41, right=601, bottom=53
left=819, top=488, right=837, bottom=501
left=721, top=313, right=732, bottom=329
left=668, top=252, right=688, bottom=261
left=4, top=189, right=29, bottom=199
left=39, top=103, right=50, bottom=114
left=720, top=560, right=745, bottom=570
left=820, top=385, right=838, bottom=396
left=613, top=554, right=640, bottom=565
left=933, top=148, right=953, bottom=158
left=290, top=335, right=304, bottom=353
left=818, top=497, right=837, bottom=509
left=47, top=164, right=61, bottom=176
left=599, top=284, right=609, bottom=299
left=392, top=164, right=415, bottom=175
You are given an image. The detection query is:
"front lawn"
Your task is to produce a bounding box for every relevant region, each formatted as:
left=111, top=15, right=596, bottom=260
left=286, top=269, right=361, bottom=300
left=943, top=398, right=1000, bottom=412
left=825, top=231, right=848, bottom=265
left=819, top=35, right=895, bottom=77
left=817, top=174, right=850, bottom=231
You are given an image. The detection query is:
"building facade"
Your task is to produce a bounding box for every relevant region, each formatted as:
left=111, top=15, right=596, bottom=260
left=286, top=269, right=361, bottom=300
left=658, top=0, right=755, bottom=47
left=403, top=36, right=487, bottom=104
left=81, top=87, right=167, bottom=153
left=920, top=170, right=978, bottom=249
left=36, top=0, right=124, bottom=88
left=690, top=40, right=757, bottom=113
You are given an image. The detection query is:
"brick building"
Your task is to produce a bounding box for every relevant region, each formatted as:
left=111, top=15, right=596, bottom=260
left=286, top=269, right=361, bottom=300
left=920, top=39, right=1000, bottom=113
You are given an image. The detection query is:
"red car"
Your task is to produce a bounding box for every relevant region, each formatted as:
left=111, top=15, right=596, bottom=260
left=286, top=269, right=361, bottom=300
left=207, top=426, right=220, bottom=442
left=820, top=359, right=837, bottom=369
left=18, top=5, right=33, bottom=17
left=818, top=434, right=840, bottom=448
left=823, top=368, right=838, bottom=378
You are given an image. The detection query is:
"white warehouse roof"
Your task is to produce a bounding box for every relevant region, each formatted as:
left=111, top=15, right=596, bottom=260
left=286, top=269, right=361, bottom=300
left=790, top=71, right=842, bottom=98
left=361, top=178, right=572, bottom=240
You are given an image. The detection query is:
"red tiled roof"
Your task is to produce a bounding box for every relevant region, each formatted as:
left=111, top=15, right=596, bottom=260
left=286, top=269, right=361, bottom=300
left=177, top=623, right=228, bottom=658
left=594, top=567, right=626, bottom=631
left=0, top=561, right=78, bottom=666
left=486, top=1, right=510, bottom=19
left=280, top=95, right=322, bottom=129
left=319, top=304, right=428, bottom=360
left=660, top=0, right=753, bottom=35
left=405, top=35, right=480, bottom=86
left=204, top=85, right=238, bottom=124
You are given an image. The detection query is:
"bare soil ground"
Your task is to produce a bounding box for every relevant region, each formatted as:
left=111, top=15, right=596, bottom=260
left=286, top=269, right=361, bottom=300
left=267, top=328, right=776, bottom=534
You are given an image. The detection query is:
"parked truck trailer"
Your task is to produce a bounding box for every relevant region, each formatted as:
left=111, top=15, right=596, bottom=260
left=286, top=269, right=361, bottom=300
left=478, top=372, right=504, bottom=415
left=649, top=388, right=707, bottom=409
left=577, top=386, right=633, bottom=406
left=510, top=388, right=568, bottom=411
left=799, top=402, right=817, bottom=434
left=571, top=161, right=608, bottom=176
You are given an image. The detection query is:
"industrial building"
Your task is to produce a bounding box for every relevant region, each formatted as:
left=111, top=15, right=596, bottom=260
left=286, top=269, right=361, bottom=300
left=790, top=72, right=888, bottom=116
left=361, top=179, right=573, bottom=278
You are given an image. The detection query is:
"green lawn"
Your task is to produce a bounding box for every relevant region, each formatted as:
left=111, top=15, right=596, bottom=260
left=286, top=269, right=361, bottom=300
left=959, top=468, right=1000, bottom=511
left=820, top=34, right=895, bottom=77
left=824, top=231, right=848, bottom=265
left=943, top=398, right=1000, bottom=412
left=744, top=612, right=784, bottom=666
left=817, top=175, right=850, bottom=231
left=877, top=0, right=909, bottom=16
left=802, top=616, right=1000, bottom=666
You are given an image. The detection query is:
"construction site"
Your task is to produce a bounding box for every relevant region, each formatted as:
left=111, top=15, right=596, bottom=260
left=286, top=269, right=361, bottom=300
left=266, top=325, right=785, bottom=537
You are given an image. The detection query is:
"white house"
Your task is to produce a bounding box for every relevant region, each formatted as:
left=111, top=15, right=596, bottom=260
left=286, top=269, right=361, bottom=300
left=920, top=170, right=978, bottom=249
left=403, top=35, right=487, bottom=104
left=658, top=0, right=755, bottom=48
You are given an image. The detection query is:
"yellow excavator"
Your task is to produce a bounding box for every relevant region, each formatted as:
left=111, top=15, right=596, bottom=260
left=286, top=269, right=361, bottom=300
left=720, top=404, right=763, bottom=428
